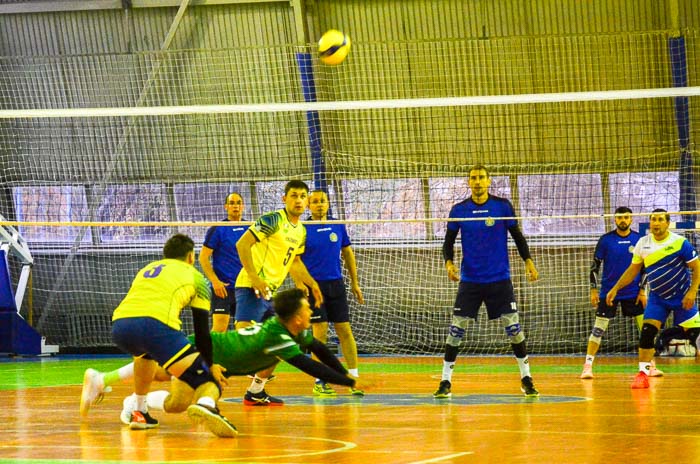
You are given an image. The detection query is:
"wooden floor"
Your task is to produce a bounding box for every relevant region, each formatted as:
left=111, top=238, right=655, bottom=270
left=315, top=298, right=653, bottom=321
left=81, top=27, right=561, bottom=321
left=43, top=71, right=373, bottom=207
left=2, top=356, right=700, bottom=464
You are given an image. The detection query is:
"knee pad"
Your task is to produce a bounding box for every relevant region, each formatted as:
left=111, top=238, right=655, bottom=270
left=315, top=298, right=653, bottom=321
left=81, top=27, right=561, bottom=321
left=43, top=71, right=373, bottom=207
left=501, top=312, right=525, bottom=344
left=446, top=315, right=471, bottom=347
left=639, top=323, right=659, bottom=350
left=589, top=317, right=610, bottom=345
left=178, top=355, right=217, bottom=391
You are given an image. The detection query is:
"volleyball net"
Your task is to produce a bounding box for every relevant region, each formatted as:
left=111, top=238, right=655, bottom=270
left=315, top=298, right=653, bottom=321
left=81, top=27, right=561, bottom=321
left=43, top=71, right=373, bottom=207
left=1, top=30, right=699, bottom=354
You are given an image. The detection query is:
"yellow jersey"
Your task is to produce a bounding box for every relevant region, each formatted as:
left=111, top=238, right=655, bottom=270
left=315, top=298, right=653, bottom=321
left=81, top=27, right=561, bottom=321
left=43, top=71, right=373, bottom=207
left=235, top=209, right=306, bottom=291
left=112, top=258, right=211, bottom=330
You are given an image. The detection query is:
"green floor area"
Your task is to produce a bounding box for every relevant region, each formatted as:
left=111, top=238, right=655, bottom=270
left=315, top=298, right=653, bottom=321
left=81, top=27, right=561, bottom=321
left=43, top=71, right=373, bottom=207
left=2, top=355, right=699, bottom=391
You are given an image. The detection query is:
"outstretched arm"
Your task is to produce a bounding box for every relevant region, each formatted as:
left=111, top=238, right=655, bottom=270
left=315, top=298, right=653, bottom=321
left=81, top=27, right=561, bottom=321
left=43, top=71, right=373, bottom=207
left=286, top=339, right=355, bottom=387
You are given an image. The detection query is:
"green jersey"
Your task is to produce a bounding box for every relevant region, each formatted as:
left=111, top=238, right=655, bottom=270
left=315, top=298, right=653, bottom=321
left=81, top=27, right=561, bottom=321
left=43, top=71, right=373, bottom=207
left=189, top=317, right=314, bottom=375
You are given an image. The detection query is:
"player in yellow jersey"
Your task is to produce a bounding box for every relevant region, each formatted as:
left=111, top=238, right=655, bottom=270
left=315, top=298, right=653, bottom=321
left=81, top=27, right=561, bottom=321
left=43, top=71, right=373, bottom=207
left=80, top=234, right=237, bottom=438
left=234, top=180, right=323, bottom=405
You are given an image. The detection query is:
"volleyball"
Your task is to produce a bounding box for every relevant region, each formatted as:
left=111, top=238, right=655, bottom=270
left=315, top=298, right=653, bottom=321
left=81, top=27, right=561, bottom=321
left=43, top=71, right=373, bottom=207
left=318, top=29, right=351, bottom=65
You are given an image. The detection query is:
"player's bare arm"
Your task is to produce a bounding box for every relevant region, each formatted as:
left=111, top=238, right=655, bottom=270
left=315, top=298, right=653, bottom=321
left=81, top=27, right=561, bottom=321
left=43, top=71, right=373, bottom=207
left=289, top=256, right=323, bottom=307
left=682, top=259, right=700, bottom=310
left=606, top=262, right=643, bottom=306
left=341, top=245, right=365, bottom=304
left=198, top=245, right=228, bottom=298
left=236, top=230, right=270, bottom=298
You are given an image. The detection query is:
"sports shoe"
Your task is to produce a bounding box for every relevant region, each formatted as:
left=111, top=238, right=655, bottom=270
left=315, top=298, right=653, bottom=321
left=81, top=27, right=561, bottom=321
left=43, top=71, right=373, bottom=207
left=129, top=410, right=159, bottom=430
left=648, top=362, right=664, bottom=377
left=243, top=389, right=284, bottom=406
left=312, top=382, right=337, bottom=396
left=433, top=380, right=452, bottom=399
left=121, top=394, right=136, bottom=426
left=520, top=376, right=539, bottom=397
left=631, top=371, right=649, bottom=389
left=80, top=368, right=105, bottom=417
left=187, top=403, right=237, bottom=438
left=349, top=387, right=365, bottom=396
left=580, top=363, right=593, bottom=379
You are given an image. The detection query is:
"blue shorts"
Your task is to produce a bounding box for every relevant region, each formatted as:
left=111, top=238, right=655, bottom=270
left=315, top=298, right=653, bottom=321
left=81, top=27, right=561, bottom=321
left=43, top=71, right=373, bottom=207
left=235, top=287, right=273, bottom=323
left=644, top=292, right=699, bottom=326
left=454, top=279, right=517, bottom=320
left=112, top=317, right=192, bottom=369
left=309, top=279, right=350, bottom=324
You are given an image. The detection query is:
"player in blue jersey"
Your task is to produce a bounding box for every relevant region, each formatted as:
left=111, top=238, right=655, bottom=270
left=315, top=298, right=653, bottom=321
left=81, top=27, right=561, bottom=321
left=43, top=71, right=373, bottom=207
left=607, top=209, right=700, bottom=389
left=302, top=190, right=366, bottom=397
left=581, top=207, right=663, bottom=379
left=433, top=165, right=540, bottom=398
left=199, top=192, right=248, bottom=332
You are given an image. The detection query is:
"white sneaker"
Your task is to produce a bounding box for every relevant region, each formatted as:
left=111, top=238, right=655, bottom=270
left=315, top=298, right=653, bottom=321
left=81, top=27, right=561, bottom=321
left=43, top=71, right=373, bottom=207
left=580, top=363, right=593, bottom=379
left=121, top=394, right=136, bottom=425
left=649, top=362, right=664, bottom=377
left=80, top=368, right=104, bottom=417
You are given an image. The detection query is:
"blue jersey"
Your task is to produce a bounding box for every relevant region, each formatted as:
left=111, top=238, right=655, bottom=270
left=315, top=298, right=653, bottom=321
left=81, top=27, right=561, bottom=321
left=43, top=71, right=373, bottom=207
left=202, top=219, right=247, bottom=284
left=302, top=218, right=351, bottom=281
left=594, top=230, right=641, bottom=300
left=447, top=195, right=518, bottom=283
left=632, top=232, right=698, bottom=299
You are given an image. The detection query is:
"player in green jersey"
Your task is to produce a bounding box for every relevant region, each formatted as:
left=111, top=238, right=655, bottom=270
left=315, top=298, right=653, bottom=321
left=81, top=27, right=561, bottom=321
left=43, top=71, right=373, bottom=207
left=83, top=288, right=369, bottom=423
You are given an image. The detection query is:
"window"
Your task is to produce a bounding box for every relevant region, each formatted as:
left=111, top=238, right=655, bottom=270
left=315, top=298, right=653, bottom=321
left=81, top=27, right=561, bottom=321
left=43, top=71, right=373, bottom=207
left=174, top=183, right=252, bottom=242
left=518, top=174, right=605, bottom=235
left=12, top=185, right=91, bottom=243
left=609, top=171, right=680, bottom=223
left=342, top=178, right=425, bottom=240
left=429, top=176, right=511, bottom=238
left=97, top=184, right=170, bottom=243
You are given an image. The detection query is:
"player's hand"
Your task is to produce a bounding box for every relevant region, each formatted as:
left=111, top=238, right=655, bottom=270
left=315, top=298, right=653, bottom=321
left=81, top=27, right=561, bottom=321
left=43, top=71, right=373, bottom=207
left=446, top=263, right=459, bottom=282
left=605, top=288, right=617, bottom=306
left=636, top=291, right=647, bottom=309
left=250, top=276, right=272, bottom=300
left=525, top=259, right=538, bottom=282
left=682, top=289, right=697, bottom=310
left=351, top=283, right=365, bottom=304
left=348, top=376, right=376, bottom=393
left=590, top=289, right=600, bottom=308
left=310, top=282, right=324, bottom=308
left=212, top=279, right=229, bottom=298
left=211, top=364, right=228, bottom=387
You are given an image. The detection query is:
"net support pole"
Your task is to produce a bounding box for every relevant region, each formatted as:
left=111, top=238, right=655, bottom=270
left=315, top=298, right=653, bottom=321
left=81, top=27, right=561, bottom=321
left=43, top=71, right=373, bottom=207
left=668, top=34, right=695, bottom=223
left=295, top=52, right=328, bottom=193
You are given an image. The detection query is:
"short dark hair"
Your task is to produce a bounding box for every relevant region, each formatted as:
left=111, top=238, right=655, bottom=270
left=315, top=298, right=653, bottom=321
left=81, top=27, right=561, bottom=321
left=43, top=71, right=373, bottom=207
left=284, top=180, right=309, bottom=195
left=163, top=233, right=195, bottom=260
left=273, top=288, right=306, bottom=321
left=651, top=208, right=671, bottom=223
left=469, top=164, right=490, bottom=178
left=614, top=206, right=632, bottom=215
left=225, top=192, right=243, bottom=204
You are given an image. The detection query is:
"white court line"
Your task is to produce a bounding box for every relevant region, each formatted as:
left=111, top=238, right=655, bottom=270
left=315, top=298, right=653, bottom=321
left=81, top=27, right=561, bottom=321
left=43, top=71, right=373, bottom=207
left=0, top=433, right=357, bottom=463
left=408, top=451, right=475, bottom=463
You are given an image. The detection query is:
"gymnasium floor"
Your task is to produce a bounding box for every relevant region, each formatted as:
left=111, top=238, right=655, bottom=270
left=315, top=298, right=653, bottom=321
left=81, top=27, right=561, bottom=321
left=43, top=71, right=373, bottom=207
left=2, top=355, right=700, bottom=464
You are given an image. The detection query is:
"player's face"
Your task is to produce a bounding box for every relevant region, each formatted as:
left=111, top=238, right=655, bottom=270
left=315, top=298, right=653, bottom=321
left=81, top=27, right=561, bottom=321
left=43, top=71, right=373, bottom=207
left=284, top=188, right=309, bottom=218
left=308, top=192, right=329, bottom=219
left=614, top=213, right=632, bottom=232
left=296, top=298, right=312, bottom=329
left=224, top=193, right=244, bottom=220
left=468, top=169, right=491, bottom=199
left=649, top=213, right=670, bottom=238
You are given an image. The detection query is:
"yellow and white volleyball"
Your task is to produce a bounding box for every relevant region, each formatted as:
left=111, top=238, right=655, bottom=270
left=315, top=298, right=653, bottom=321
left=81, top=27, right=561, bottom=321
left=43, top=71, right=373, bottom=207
left=318, top=29, right=351, bottom=65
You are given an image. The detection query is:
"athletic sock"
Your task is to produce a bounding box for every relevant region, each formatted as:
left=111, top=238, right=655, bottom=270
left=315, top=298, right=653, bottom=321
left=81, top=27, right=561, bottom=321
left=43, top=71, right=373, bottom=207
left=146, top=390, right=169, bottom=410
left=348, top=368, right=359, bottom=378
left=585, top=355, right=595, bottom=365
left=516, top=356, right=532, bottom=378
left=639, top=362, right=651, bottom=374
left=442, top=360, right=455, bottom=382
left=248, top=375, right=267, bottom=394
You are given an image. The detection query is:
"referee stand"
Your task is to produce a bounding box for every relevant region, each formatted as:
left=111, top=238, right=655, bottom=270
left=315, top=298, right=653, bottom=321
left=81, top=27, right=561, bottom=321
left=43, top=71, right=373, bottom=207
left=0, top=214, right=58, bottom=356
